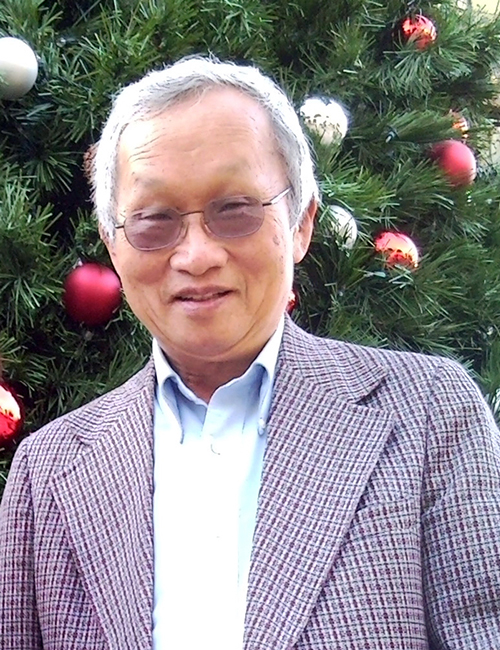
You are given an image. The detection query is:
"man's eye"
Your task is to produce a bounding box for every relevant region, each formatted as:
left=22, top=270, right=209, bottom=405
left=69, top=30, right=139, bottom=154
left=218, top=199, right=252, bottom=213
left=135, top=211, right=177, bottom=223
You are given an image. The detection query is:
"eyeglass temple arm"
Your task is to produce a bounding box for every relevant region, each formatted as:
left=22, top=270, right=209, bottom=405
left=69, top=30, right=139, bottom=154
left=263, top=186, right=291, bottom=206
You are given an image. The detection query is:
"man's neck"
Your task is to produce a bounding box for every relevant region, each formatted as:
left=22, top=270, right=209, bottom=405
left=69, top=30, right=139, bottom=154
left=167, top=355, right=258, bottom=403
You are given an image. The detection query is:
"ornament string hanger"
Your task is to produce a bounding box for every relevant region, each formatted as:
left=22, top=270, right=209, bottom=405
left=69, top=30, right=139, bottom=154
left=406, top=0, right=422, bottom=15
left=404, top=1, right=430, bottom=25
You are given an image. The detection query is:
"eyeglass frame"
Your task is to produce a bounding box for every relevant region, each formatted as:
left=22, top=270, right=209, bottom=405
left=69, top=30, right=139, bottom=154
left=113, top=186, right=292, bottom=251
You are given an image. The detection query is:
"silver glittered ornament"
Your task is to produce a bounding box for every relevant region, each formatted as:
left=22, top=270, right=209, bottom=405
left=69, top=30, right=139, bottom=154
left=300, top=97, right=349, bottom=146
left=0, top=37, right=38, bottom=100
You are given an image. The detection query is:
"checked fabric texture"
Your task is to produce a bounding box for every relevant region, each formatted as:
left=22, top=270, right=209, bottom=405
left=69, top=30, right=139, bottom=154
left=1, top=317, right=499, bottom=649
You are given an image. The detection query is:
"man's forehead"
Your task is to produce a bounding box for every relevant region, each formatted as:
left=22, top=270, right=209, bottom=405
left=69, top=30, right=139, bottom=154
left=116, top=89, right=281, bottom=183
left=119, top=87, right=273, bottom=146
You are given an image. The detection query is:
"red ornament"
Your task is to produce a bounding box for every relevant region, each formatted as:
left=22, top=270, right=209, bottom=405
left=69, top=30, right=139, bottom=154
left=0, top=383, right=23, bottom=443
left=64, top=262, right=121, bottom=326
left=375, top=232, right=419, bottom=269
left=450, top=111, right=469, bottom=138
left=287, top=289, right=297, bottom=314
left=400, top=15, right=437, bottom=50
left=430, top=140, right=477, bottom=188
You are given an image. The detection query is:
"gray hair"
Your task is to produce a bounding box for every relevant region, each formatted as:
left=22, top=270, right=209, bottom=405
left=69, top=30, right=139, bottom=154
left=91, top=55, right=319, bottom=241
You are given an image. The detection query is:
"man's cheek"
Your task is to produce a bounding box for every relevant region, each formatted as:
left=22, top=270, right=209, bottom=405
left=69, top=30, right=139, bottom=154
left=124, top=260, right=167, bottom=286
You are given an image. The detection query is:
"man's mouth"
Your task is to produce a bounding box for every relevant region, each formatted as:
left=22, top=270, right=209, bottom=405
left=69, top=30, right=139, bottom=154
left=175, top=289, right=232, bottom=302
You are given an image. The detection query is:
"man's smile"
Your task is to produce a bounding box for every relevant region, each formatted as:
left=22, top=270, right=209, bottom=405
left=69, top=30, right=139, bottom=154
left=173, top=286, right=233, bottom=302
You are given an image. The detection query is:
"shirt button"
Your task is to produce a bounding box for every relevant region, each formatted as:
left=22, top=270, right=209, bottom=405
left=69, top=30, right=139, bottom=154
left=210, top=441, right=221, bottom=455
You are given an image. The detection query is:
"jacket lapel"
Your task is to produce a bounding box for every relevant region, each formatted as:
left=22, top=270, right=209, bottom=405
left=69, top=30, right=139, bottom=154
left=50, top=362, right=156, bottom=650
left=244, top=321, right=394, bottom=649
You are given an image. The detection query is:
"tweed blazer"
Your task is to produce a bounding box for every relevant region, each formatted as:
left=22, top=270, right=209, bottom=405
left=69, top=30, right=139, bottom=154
left=1, top=318, right=499, bottom=649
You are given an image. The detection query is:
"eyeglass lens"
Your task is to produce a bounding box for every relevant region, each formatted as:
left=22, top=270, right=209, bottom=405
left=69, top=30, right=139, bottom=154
left=123, top=196, right=265, bottom=251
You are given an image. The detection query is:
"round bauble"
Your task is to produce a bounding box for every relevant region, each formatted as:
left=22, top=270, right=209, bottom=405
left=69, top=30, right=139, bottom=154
left=374, top=231, right=419, bottom=269
left=286, top=289, right=297, bottom=314
left=0, top=382, right=23, bottom=443
left=430, top=140, right=477, bottom=188
left=64, top=262, right=122, bottom=326
left=450, top=111, right=469, bottom=138
left=399, top=15, right=437, bottom=50
left=83, top=143, right=97, bottom=182
left=300, top=97, right=349, bottom=146
left=0, top=37, right=38, bottom=100
left=324, top=205, right=358, bottom=249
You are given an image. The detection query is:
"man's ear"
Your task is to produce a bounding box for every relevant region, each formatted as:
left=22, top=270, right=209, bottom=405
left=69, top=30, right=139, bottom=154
left=293, top=197, right=317, bottom=264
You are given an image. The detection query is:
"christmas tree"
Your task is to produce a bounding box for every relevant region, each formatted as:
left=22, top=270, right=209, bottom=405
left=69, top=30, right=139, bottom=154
left=1, top=0, right=500, bottom=494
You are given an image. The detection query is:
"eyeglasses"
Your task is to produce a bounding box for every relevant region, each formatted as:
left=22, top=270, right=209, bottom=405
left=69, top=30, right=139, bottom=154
left=114, top=187, right=291, bottom=251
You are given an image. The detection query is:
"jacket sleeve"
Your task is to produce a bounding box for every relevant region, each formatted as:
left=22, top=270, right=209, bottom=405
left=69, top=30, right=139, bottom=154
left=421, top=359, right=500, bottom=648
left=0, top=440, right=43, bottom=649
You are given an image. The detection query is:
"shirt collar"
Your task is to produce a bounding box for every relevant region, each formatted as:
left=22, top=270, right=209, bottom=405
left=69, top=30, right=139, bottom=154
left=152, top=316, right=284, bottom=424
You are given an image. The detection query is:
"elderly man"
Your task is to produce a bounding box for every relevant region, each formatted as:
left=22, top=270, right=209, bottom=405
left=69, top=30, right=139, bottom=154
left=1, top=56, right=499, bottom=650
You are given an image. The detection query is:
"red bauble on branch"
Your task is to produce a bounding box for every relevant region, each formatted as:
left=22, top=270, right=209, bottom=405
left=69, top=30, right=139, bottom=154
left=287, top=289, right=297, bottom=314
left=399, top=15, right=437, bottom=50
left=375, top=232, right=419, bottom=269
left=63, top=262, right=122, bottom=326
left=0, top=382, right=23, bottom=444
left=430, top=140, right=477, bottom=188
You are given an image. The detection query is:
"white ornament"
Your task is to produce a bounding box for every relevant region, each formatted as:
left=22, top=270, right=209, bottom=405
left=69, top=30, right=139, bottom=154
left=300, top=97, right=349, bottom=146
left=0, top=37, right=38, bottom=100
left=324, top=205, right=358, bottom=249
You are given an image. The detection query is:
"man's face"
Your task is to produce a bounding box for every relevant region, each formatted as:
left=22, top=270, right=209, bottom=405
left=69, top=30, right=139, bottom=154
left=105, top=87, right=315, bottom=373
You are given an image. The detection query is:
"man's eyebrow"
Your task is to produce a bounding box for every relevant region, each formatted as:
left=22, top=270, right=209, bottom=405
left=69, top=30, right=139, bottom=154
left=127, top=161, right=250, bottom=188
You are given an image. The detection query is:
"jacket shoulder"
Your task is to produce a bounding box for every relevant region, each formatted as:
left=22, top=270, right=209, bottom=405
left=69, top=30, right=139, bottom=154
left=283, top=317, right=479, bottom=405
left=18, top=359, right=155, bottom=466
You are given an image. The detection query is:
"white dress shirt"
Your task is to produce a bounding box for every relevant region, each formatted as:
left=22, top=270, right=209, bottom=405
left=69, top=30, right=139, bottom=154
left=152, top=318, right=284, bottom=650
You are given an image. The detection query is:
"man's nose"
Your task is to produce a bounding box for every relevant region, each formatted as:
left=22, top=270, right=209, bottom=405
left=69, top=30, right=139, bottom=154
left=169, top=213, right=228, bottom=275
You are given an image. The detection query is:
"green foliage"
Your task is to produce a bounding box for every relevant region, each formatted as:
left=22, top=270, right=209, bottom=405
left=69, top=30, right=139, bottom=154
left=1, top=0, right=500, bottom=495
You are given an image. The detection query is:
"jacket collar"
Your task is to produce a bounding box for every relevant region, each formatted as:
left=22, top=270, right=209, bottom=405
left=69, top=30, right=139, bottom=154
left=277, top=316, right=389, bottom=404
